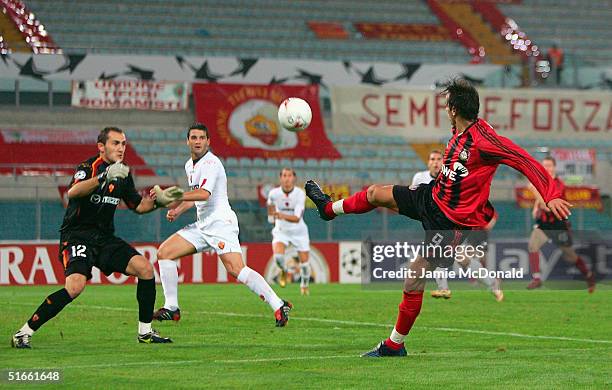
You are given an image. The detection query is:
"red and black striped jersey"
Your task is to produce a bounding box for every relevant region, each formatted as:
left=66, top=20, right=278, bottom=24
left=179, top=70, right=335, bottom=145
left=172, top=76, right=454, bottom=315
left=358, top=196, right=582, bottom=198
left=537, top=177, right=566, bottom=224
left=432, top=119, right=562, bottom=228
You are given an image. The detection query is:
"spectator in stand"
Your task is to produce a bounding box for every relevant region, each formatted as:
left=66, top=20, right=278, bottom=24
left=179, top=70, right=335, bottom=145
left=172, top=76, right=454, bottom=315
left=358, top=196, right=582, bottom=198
left=547, top=44, right=564, bottom=85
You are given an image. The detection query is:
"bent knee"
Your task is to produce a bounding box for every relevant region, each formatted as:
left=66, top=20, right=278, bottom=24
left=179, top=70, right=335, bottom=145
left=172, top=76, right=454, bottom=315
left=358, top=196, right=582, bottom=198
left=367, top=184, right=383, bottom=203
left=157, top=244, right=173, bottom=260
left=65, top=281, right=86, bottom=298
left=137, top=262, right=154, bottom=280
left=527, top=241, right=540, bottom=253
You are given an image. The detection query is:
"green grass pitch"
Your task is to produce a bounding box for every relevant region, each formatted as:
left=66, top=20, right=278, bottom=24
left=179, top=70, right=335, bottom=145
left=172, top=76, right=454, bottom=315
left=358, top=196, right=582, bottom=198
left=1, top=284, right=610, bottom=388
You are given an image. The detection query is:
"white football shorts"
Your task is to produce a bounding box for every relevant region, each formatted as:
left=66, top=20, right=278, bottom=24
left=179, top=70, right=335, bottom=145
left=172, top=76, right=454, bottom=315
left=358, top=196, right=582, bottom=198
left=272, top=226, right=310, bottom=252
left=177, top=213, right=242, bottom=255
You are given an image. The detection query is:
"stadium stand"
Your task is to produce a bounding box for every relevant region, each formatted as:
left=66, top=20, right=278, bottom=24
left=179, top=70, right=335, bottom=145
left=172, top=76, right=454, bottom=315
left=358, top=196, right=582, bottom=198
left=0, top=0, right=61, bottom=53
left=24, top=0, right=470, bottom=63
left=0, top=1, right=610, bottom=243
left=499, top=0, right=612, bottom=66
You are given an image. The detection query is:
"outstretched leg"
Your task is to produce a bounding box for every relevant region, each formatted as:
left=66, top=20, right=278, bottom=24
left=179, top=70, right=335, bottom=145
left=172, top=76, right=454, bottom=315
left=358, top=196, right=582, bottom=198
left=305, top=181, right=397, bottom=220
left=221, top=252, right=293, bottom=327
left=12, top=274, right=84, bottom=349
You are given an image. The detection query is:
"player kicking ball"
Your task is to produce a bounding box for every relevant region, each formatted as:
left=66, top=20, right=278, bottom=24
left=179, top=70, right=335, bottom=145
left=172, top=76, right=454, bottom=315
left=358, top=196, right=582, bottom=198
left=152, top=123, right=292, bottom=326
left=305, top=79, right=571, bottom=357
left=11, top=127, right=178, bottom=348
left=526, top=156, right=595, bottom=292
left=267, top=168, right=312, bottom=295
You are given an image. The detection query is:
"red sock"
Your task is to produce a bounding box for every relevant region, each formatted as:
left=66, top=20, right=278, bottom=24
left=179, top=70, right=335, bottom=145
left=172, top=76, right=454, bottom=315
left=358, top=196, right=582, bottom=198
left=575, top=257, right=590, bottom=276
left=323, top=202, right=335, bottom=218
left=384, top=291, right=423, bottom=350
left=529, top=252, right=540, bottom=278
left=339, top=190, right=376, bottom=215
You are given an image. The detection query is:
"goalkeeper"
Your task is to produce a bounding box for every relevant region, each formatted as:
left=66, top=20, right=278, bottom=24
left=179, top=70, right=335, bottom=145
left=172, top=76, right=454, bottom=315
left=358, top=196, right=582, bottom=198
left=11, top=127, right=183, bottom=349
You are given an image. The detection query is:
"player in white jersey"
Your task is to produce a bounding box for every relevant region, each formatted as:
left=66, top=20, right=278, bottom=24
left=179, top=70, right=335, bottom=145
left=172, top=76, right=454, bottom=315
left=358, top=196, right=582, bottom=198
left=151, top=123, right=292, bottom=326
left=267, top=168, right=312, bottom=295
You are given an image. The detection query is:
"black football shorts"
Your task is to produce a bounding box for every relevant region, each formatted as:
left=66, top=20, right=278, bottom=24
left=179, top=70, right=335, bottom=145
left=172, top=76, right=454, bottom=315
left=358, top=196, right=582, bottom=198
left=59, top=233, right=140, bottom=280
left=392, top=182, right=470, bottom=268
left=535, top=219, right=573, bottom=247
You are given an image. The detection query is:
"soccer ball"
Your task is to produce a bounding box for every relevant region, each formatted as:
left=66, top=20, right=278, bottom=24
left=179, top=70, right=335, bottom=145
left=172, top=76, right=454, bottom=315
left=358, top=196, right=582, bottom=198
left=277, top=97, right=312, bottom=132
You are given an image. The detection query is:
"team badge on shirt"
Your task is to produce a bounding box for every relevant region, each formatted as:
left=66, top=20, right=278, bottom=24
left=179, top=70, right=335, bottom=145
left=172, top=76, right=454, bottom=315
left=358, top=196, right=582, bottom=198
left=459, top=149, right=470, bottom=162
left=74, top=170, right=86, bottom=180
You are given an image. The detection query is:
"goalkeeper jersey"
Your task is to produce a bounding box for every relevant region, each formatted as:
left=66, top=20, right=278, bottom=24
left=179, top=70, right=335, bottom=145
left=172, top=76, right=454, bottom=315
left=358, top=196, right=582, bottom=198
left=60, top=155, right=142, bottom=236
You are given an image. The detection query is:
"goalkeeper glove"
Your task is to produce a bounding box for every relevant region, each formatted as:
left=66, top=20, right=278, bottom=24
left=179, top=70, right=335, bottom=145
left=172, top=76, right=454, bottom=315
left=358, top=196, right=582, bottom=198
left=153, top=185, right=184, bottom=207
left=97, top=162, right=129, bottom=183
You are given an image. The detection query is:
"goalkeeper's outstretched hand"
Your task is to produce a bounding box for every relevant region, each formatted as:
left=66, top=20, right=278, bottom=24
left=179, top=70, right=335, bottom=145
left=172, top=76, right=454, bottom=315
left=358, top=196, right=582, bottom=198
left=151, top=185, right=184, bottom=207
left=98, top=162, right=129, bottom=184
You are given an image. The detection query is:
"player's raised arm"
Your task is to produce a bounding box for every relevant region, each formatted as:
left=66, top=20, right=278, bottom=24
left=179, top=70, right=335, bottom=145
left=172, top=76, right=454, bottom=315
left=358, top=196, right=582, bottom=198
left=68, top=161, right=129, bottom=199
left=476, top=126, right=572, bottom=219
left=65, top=163, right=97, bottom=199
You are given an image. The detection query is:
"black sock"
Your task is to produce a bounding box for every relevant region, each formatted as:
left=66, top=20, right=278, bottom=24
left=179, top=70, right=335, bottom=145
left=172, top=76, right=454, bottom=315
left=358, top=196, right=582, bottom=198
left=137, top=278, right=156, bottom=324
left=27, top=288, right=74, bottom=331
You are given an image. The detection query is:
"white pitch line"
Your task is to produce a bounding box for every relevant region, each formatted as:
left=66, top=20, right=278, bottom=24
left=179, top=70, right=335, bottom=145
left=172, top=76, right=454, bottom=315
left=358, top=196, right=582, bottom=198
left=8, top=347, right=606, bottom=370
left=6, top=302, right=612, bottom=345
left=60, top=360, right=202, bottom=369
left=216, top=354, right=354, bottom=364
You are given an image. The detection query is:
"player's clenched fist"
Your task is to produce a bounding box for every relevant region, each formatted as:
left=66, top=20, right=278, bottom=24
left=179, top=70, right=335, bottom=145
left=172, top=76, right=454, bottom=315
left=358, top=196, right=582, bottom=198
left=166, top=208, right=179, bottom=222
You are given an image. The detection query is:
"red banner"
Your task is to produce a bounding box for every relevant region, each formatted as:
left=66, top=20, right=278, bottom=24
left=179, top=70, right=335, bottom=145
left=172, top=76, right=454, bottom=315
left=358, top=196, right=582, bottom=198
left=355, top=23, right=449, bottom=41
left=0, top=242, right=339, bottom=285
left=515, top=186, right=603, bottom=210
left=193, top=83, right=340, bottom=159
left=308, top=21, right=349, bottom=39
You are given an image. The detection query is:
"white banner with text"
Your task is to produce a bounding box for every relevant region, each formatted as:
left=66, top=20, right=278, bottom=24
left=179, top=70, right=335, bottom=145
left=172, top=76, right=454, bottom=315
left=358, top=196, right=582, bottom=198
left=331, top=86, right=612, bottom=139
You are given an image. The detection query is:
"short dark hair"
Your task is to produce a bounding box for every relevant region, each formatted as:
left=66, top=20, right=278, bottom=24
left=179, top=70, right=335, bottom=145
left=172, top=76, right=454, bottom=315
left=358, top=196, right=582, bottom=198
left=279, top=167, right=296, bottom=177
left=543, top=156, right=556, bottom=165
left=97, top=127, right=123, bottom=145
left=441, top=78, right=480, bottom=121
left=429, top=149, right=442, bottom=158
left=187, top=122, right=209, bottom=139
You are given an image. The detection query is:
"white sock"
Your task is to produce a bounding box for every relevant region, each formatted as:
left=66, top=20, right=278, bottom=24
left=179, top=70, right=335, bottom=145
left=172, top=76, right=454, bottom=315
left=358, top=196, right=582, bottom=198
left=435, top=268, right=449, bottom=290
left=469, top=259, right=494, bottom=288
left=158, top=259, right=179, bottom=310
left=332, top=199, right=345, bottom=215
left=274, top=254, right=286, bottom=272
left=18, top=322, right=34, bottom=336
left=389, top=327, right=406, bottom=345
left=138, top=321, right=152, bottom=335
left=237, top=266, right=284, bottom=311
left=300, top=261, right=311, bottom=288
